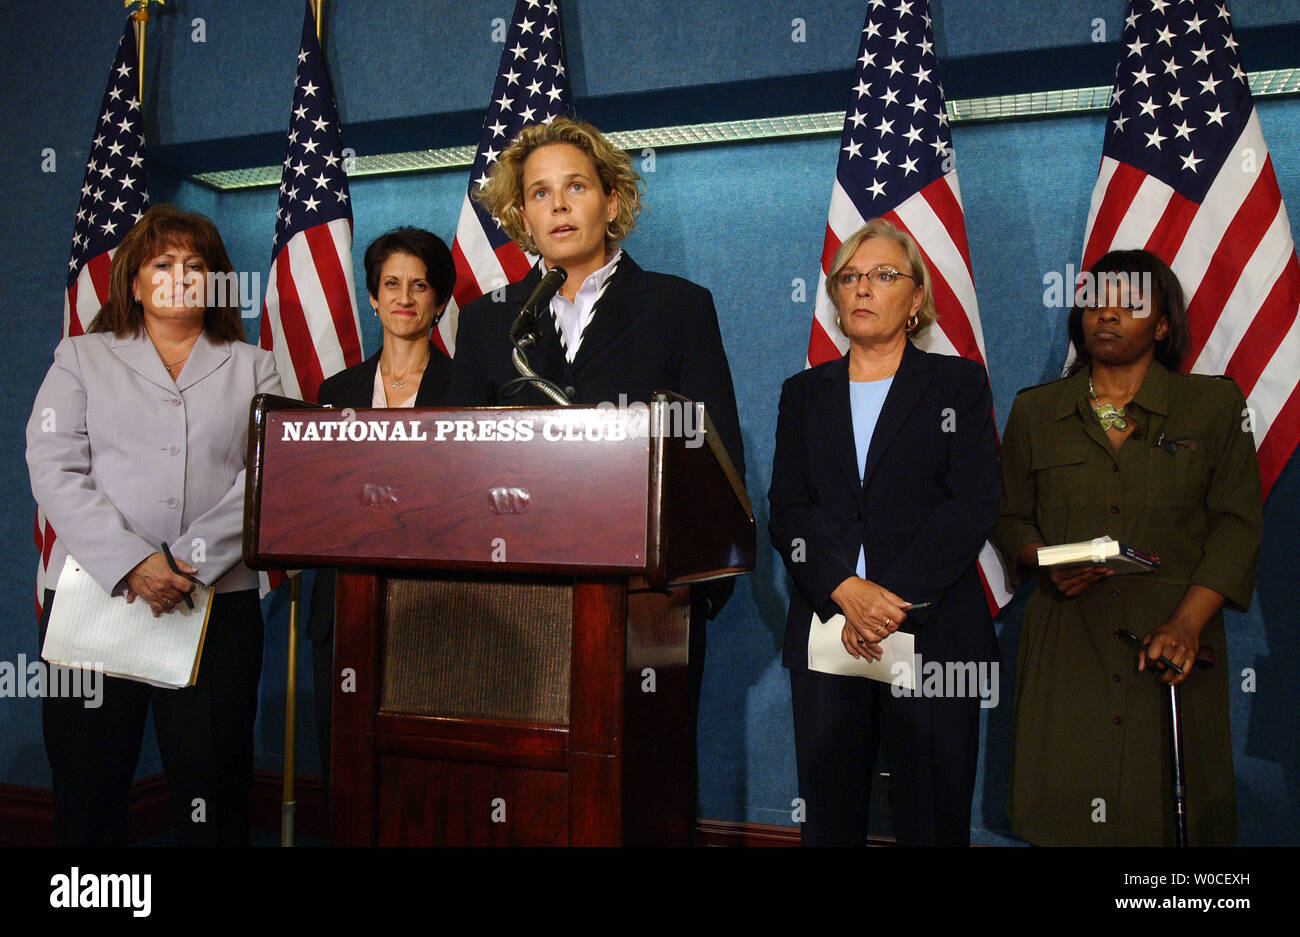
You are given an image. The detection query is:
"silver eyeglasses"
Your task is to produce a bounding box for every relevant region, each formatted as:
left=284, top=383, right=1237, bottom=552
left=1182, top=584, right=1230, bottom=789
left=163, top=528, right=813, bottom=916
left=835, top=266, right=917, bottom=289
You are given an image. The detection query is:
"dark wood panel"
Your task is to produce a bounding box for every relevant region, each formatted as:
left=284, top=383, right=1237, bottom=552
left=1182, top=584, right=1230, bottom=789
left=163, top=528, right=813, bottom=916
left=376, top=713, right=568, bottom=771
left=623, top=586, right=690, bottom=750
left=695, top=819, right=802, bottom=847
left=248, top=771, right=328, bottom=842
left=0, top=774, right=170, bottom=846
left=0, top=776, right=820, bottom=846
left=570, top=581, right=626, bottom=756
left=622, top=729, right=691, bottom=846
left=660, top=403, right=756, bottom=587
left=567, top=752, right=621, bottom=846
left=330, top=571, right=383, bottom=845
left=377, top=756, right=568, bottom=846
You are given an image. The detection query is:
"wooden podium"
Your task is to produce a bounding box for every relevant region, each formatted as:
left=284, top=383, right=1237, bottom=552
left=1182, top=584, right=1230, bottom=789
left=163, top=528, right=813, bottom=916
left=244, top=394, right=754, bottom=845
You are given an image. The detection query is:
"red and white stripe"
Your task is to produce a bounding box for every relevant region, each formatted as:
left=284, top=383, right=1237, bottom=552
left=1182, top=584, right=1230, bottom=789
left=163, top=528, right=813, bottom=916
left=63, top=251, right=114, bottom=338
left=259, top=217, right=362, bottom=402
left=1079, top=109, right=1300, bottom=497
left=442, top=200, right=534, bottom=357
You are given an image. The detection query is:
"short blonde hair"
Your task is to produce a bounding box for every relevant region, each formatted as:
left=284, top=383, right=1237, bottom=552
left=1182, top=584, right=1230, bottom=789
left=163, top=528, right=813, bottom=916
left=473, top=118, right=644, bottom=255
left=825, top=218, right=936, bottom=338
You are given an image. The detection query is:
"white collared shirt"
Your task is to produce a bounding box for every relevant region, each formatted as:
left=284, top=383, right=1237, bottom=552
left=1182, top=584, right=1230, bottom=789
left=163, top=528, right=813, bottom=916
left=545, top=248, right=622, bottom=362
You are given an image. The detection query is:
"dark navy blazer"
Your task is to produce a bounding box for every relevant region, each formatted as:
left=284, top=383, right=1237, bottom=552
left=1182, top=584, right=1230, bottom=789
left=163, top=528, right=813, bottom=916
left=767, top=340, right=1000, bottom=671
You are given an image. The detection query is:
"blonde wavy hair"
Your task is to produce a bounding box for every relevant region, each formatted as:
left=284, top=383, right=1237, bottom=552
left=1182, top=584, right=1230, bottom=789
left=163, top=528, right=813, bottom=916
left=826, top=218, right=936, bottom=338
left=473, top=118, right=643, bottom=254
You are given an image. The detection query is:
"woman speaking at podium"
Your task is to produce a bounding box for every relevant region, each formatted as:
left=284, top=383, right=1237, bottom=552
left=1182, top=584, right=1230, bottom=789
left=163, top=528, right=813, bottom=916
left=447, top=119, right=746, bottom=830
left=26, top=206, right=282, bottom=845
left=447, top=118, right=744, bottom=495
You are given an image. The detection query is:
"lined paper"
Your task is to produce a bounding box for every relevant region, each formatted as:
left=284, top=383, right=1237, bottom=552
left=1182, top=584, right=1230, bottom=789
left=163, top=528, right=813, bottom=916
left=42, top=556, right=213, bottom=689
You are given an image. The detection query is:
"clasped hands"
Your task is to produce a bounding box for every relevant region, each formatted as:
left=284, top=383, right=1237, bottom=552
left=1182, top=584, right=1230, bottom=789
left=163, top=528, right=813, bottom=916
left=832, top=577, right=911, bottom=662
left=123, top=552, right=198, bottom=617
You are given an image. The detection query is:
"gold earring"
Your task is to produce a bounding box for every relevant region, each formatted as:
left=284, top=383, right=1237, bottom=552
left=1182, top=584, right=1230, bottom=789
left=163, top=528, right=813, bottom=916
left=907, top=313, right=919, bottom=332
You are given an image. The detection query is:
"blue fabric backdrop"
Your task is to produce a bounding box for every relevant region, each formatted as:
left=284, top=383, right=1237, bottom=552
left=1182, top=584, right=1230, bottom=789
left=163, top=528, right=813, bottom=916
left=0, top=0, right=1296, bottom=844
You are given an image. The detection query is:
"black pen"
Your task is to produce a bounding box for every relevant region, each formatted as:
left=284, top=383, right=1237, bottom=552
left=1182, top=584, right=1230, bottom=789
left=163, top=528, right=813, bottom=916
left=160, top=542, right=195, bottom=610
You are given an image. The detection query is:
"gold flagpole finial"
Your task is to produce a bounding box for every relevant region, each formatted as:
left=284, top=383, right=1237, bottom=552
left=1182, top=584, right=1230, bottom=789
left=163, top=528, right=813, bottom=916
left=312, top=1, right=324, bottom=42
left=125, top=0, right=164, bottom=103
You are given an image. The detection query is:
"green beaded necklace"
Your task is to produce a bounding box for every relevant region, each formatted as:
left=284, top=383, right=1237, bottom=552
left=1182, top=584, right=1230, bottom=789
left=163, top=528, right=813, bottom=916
left=1088, top=377, right=1129, bottom=431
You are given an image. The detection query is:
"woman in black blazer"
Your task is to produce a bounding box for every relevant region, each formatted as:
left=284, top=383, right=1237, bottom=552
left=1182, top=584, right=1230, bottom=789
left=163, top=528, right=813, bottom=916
left=306, top=227, right=454, bottom=787
left=447, top=118, right=745, bottom=833
left=767, top=219, right=999, bottom=845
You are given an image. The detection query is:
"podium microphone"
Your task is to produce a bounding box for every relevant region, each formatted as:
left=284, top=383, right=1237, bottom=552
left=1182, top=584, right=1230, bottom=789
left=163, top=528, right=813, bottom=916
left=509, top=266, right=567, bottom=346
left=506, top=265, right=572, bottom=406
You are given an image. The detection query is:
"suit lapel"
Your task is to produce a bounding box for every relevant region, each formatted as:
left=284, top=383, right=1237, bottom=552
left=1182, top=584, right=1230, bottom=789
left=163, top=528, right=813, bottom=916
left=569, top=253, right=646, bottom=376
left=174, top=331, right=231, bottom=391
left=110, top=332, right=181, bottom=391
left=860, top=340, right=934, bottom=490
left=341, top=350, right=381, bottom=407
left=416, top=342, right=451, bottom=406
left=813, top=355, right=864, bottom=494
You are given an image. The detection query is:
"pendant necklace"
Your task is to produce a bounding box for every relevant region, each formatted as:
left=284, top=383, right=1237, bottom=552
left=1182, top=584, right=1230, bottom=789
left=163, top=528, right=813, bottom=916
left=1088, top=377, right=1129, bottom=431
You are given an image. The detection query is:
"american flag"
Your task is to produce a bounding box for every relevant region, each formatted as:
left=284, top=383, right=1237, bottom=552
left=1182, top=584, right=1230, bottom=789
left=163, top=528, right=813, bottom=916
left=808, top=0, right=1013, bottom=612
left=1081, top=0, right=1300, bottom=497
left=443, top=0, right=571, bottom=355
left=35, top=16, right=150, bottom=615
left=258, top=0, right=363, bottom=403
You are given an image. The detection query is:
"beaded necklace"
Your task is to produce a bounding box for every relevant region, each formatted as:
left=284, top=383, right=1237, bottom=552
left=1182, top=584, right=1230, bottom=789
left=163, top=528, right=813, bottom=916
left=1088, top=377, right=1129, bottom=431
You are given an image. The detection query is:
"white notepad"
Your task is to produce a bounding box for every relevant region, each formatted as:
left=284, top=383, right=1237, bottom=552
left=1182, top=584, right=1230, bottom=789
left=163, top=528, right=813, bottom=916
left=42, top=555, right=214, bottom=689
left=807, top=611, right=916, bottom=690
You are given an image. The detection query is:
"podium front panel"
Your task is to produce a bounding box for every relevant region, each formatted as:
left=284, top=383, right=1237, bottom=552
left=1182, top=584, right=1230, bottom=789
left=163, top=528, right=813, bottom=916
left=382, top=575, right=571, bottom=725
left=252, top=407, right=652, bottom=572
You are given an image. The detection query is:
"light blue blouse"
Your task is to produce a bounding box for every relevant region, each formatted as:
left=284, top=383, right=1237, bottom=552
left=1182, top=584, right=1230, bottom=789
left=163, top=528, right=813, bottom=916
left=849, top=376, right=893, bottom=578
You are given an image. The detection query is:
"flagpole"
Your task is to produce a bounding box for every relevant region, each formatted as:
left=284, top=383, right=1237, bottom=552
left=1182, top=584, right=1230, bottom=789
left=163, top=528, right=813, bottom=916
left=279, top=1, right=327, bottom=851
left=128, top=1, right=154, bottom=103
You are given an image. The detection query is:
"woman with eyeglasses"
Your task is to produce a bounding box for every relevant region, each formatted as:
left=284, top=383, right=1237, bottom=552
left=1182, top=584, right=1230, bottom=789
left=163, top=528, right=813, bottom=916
left=991, top=249, right=1261, bottom=845
left=767, top=218, right=1000, bottom=845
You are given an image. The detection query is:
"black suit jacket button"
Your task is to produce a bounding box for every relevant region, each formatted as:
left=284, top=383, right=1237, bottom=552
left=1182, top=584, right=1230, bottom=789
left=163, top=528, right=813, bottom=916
left=564, top=386, right=576, bottom=398
left=852, top=512, right=863, bottom=521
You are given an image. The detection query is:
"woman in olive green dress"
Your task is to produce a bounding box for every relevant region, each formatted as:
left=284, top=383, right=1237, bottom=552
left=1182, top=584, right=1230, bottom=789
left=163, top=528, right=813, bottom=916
left=993, top=249, right=1262, bottom=845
